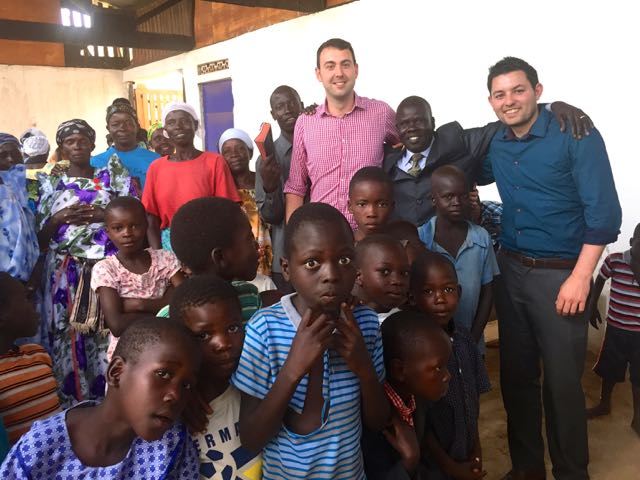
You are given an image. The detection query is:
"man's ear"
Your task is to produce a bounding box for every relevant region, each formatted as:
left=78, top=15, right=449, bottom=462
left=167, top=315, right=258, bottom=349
left=107, top=356, right=126, bottom=388
left=347, top=199, right=353, bottom=214
left=534, top=83, right=543, bottom=101
left=280, top=256, right=291, bottom=282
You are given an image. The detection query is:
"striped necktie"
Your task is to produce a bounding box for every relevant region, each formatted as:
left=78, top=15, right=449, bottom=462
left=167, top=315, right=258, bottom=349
left=407, top=152, right=423, bottom=177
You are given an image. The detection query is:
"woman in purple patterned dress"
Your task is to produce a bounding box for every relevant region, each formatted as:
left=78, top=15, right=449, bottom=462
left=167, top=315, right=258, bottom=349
left=36, top=119, right=137, bottom=407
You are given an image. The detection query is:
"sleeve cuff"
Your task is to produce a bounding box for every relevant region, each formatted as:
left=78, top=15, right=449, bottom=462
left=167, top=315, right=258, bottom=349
left=583, top=228, right=620, bottom=246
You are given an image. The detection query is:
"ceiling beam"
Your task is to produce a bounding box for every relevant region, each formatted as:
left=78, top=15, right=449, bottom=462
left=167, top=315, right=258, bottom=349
left=136, top=0, right=183, bottom=24
left=206, top=0, right=325, bottom=13
left=0, top=19, right=194, bottom=50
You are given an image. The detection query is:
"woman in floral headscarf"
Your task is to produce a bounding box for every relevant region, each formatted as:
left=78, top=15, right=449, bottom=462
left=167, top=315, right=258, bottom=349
left=36, top=119, right=137, bottom=407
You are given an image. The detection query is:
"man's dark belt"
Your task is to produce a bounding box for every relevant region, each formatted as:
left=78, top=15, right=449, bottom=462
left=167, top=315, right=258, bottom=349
left=499, top=248, right=578, bottom=269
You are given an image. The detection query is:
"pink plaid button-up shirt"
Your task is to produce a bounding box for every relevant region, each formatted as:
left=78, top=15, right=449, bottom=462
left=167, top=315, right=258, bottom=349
left=284, top=94, right=399, bottom=228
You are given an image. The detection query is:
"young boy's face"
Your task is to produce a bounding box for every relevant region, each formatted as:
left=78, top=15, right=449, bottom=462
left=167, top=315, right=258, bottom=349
left=282, top=221, right=356, bottom=315
left=117, top=338, right=200, bottom=441
left=221, top=218, right=260, bottom=281
left=411, top=262, right=460, bottom=327
left=348, top=180, right=394, bottom=236
left=181, top=299, right=244, bottom=382
left=0, top=278, right=39, bottom=341
left=431, top=174, right=468, bottom=223
left=105, top=207, right=148, bottom=255
left=400, top=330, right=452, bottom=401
left=357, top=243, right=410, bottom=311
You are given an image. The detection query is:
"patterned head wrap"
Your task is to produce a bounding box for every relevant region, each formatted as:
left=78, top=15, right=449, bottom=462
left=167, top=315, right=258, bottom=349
left=218, top=128, right=254, bottom=154
left=106, top=101, right=138, bottom=124
left=147, top=121, right=164, bottom=142
left=0, top=133, right=20, bottom=148
left=55, top=119, right=96, bottom=146
left=19, top=128, right=46, bottom=143
left=22, top=135, right=50, bottom=158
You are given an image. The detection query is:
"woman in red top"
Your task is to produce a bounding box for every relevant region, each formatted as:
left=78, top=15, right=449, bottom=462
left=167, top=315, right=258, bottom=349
left=142, top=102, right=240, bottom=250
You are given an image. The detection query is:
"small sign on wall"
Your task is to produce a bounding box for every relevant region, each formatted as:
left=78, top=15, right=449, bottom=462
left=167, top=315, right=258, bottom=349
left=197, top=58, right=229, bottom=75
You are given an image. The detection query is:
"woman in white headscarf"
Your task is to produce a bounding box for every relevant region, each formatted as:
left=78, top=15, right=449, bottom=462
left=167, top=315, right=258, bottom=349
left=141, top=101, right=240, bottom=250
left=219, top=128, right=273, bottom=276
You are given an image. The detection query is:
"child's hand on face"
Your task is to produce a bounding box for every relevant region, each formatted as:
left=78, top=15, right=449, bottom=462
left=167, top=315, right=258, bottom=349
left=285, top=309, right=336, bottom=381
left=331, top=303, right=375, bottom=380
left=382, top=414, right=419, bottom=473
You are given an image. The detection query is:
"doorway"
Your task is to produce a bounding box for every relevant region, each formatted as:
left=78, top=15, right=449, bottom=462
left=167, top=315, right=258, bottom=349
left=200, top=78, right=234, bottom=153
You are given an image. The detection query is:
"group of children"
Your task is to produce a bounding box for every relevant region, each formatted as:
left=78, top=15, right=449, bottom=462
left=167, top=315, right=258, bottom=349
left=1, top=153, right=639, bottom=479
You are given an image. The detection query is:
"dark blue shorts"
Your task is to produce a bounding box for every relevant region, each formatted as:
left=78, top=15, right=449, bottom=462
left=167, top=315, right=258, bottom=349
left=593, top=324, right=640, bottom=386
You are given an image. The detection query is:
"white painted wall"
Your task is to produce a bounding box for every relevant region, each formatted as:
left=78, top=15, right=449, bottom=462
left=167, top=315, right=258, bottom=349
left=123, top=0, right=639, bottom=252
left=0, top=65, right=125, bottom=153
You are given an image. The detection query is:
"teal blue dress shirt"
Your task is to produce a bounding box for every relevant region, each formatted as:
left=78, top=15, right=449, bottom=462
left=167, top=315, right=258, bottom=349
left=479, top=107, right=621, bottom=258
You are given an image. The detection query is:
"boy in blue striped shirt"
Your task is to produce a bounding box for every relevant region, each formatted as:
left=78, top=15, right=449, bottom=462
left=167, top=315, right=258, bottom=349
left=232, top=203, right=389, bottom=479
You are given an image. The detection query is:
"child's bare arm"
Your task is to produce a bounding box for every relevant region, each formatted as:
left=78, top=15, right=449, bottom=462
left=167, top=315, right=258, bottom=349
left=146, top=213, right=162, bottom=249
left=471, top=282, right=493, bottom=344
left=169, top=270, right=186, bottom=287
left=588, top=276, right=607, bottom=329
left=469, top=425, right=484, bottom=478
left=238, top=310, right=335, bottom=453
left=97, top=287, right=150, bottom=337
left=333, top=304, right=390, bottom=431
left=121, top=285, right=175, bottom=314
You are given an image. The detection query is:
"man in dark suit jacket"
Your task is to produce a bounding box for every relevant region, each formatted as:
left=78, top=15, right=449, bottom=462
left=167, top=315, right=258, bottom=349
left=383, top=96, right=499, bottom=226
left=384, top=97, right=591, bottom=227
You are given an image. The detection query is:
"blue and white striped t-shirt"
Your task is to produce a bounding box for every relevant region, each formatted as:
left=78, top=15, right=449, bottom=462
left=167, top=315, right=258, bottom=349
left=231, top=293, right=385, bottom=480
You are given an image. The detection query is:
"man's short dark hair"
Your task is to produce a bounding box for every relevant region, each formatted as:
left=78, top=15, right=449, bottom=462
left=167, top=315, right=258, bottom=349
left=112, top=316, right=199, bottom=364
left=284, top=202, right=353, bottom=257
left=316, top=38, right=356, bottom=68
left=170, top=197, right=247, bottom=273
left=270, top=85, right=301, bottom=109
left=397, top=96, right=432, bottom=115
left=381, top=309, right=443, bottom=371
left=410, top=250, right=458, bottom=289
left=487, top=56, right=539, bottom=93
left=170, top=274, right=239, bottom=322
left=348, top=166, right=393, bottom=196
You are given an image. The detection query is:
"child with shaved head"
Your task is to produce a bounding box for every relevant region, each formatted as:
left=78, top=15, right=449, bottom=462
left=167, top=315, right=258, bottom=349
left=418, top=165, right=499, bottom=354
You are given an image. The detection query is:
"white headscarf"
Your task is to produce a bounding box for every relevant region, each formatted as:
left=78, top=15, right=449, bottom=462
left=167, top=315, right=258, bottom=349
left=19, top=128, right=46, bottom=144
left=162, top=101, right=200, bottom=125
left=22, top=135, right=50, bottom=157
left=218, top=128, right=254, bottom=153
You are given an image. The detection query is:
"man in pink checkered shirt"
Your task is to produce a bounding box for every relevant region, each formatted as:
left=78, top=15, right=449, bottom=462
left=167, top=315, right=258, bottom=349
left=284, top=38, right=400, bottom=229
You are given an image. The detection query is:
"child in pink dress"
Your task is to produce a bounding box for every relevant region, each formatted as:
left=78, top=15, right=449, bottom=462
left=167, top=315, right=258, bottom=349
left=91, top=197, right=184, bottom=359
